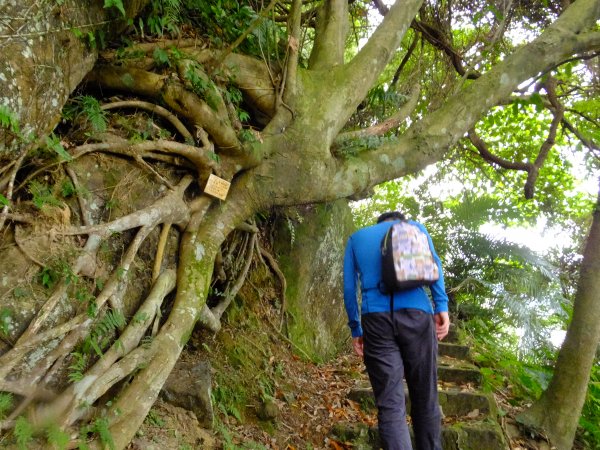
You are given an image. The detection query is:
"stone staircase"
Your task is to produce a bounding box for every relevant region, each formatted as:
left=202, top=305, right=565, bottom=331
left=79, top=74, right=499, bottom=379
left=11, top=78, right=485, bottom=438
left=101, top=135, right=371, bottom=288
left=332, top=326, right=508, bottom=449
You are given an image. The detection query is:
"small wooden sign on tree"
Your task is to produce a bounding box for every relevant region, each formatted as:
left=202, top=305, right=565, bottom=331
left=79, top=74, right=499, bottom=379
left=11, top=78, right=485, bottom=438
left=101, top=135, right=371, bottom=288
left=203, top=174, right=231, bottom=200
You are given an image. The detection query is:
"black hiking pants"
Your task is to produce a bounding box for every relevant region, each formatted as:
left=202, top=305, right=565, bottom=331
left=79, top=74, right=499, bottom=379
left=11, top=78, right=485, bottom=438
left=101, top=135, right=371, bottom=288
left=362, top=309, right=441, bottom=450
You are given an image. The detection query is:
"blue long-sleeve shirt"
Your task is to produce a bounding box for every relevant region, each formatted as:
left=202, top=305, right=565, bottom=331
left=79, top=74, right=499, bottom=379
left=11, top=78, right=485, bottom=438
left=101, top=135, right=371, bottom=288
left=343, top=220, right=449, bottom=338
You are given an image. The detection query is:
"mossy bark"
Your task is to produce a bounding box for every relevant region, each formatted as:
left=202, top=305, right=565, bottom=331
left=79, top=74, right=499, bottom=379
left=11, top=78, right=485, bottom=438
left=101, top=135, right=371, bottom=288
left=274, top=200, right=355, bottom=361
left=0, top=0, right=149, bottom=157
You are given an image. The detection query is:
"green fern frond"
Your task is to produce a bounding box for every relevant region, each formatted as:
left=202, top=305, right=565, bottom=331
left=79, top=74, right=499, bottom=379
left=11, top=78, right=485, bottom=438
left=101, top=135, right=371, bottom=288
left=14, top=416, right=34, bottom=450
left=28, top=180, right=63, bottom=210
left=82, top=309, right=126, bottom=357
left=68, top=352, right=87, bottom=383
left=0, top=105, right=20, bottom=134
left=46, top=423, right=70, bottom=450
left=80, top=96, right=107, bottom=133
left=0, top=392, right=13, bottom=419
left=93, top=417, right=115, bottom=450
left=163, top=0, right=181, bottom=33
left=95, top=310, right=126, bottom=336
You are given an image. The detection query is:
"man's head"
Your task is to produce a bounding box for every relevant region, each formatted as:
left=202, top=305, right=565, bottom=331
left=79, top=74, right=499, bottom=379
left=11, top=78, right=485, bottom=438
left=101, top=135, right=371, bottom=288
left=376, top=211, right=406, bottom=223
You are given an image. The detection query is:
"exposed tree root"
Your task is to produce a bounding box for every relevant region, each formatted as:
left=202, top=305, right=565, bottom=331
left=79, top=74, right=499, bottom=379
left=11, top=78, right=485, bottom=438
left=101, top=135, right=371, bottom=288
left=0, top=172, right=196, bottom=441
left=60, top=175, right=192, bottom=238
left=101, top=100, right=195, bottom=143
left=153, top=223, right=172, bottom=282
left=65, top=166, right=92, bottom=227
left=33, top=269, right=177, bottom=429
left=0, top=149, right=27, bottom=231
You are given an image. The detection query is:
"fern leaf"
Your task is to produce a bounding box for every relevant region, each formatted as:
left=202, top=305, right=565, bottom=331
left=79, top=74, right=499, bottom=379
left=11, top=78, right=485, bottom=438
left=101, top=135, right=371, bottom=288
left=47, top=423, right=70, bottom=450
left=93, top=417, right=116, bottom=450
left=46, top=134, right=72, bottom=161
left=0, top=392, right=13, bottom=419
left=14, top=416, right=33, bottom=450
left=81, top=96, right=107, bottom=133
left=0, top=105, right=20, bottom=133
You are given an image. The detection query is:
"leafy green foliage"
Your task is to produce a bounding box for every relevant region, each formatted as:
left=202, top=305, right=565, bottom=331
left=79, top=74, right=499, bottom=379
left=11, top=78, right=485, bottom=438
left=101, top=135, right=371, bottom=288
left=83, top=309, right=126, bottom=357
left=0, top=104, right=20, bottom=134
left=184, top=0, right=256, bottom=48
left=469, top=322, right=551, bottom=401
left=144, top=0, right=182, bottom=36
left=45, top=134, right=72, bottom=161
left=68, top=352, right=88, bottom=383
left=46, top=423, right=70, bottom=450
left=579, top=363, right=600, bottom=448
left=62, top=96, right=108, bottom=134
left=61, top=179, right=76, bottom=198
left=28, top=180, right=62, bottom=210
left=184, top=63, right=221, bottom=111
left=104, top=0, right=126, bottom=17
left=144, top=409, right=165, bottom=427
left=238, top=129, right=257, bottom=144
left=0, top=392, right=13, bottom=419
left=347, top=84, right=409, bottom=130
left=152, top=47, right=171, bottom=67
left=92, top=417, right=115, bottom=450
left=0, top=193, right=9, bottom=206
left=38, top=266, right=60, bottom=290
left=213, top=385, right=243, bottom=422
left=14, top=416, right=34, bottom=450
left=0, top=307, right=13, bottom=338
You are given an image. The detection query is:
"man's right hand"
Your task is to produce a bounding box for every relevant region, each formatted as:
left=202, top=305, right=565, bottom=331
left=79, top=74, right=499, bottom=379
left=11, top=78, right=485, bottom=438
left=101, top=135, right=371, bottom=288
left=352, top=336, right=364, bottom=357
left=435, top=311, right=450, bottom=341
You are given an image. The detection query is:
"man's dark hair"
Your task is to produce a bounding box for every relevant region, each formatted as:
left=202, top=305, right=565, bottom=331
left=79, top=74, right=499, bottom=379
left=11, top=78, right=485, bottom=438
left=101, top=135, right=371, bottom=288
left=377, top=211, right=406, bottom=223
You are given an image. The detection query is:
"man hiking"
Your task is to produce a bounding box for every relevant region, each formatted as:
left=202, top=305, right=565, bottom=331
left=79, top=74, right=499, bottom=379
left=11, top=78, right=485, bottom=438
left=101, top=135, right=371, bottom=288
left=343, top=211, right=450, bottom=450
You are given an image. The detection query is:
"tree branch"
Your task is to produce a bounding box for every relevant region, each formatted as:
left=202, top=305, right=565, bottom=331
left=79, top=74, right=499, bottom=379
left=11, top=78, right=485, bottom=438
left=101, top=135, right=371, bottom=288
left=467, top=128, right=530, bottom=172
left=308, top=0, right=348, bottom=70
left=86, top=66, right=242, bottom=155
left=328, top=0, right=600, bottom=200
left=336, top=83, right=420, bottom=144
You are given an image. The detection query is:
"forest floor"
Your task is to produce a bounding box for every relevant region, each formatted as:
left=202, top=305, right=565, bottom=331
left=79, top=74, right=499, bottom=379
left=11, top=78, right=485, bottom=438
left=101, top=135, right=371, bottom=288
left=130, top=340, right=563, bottom=450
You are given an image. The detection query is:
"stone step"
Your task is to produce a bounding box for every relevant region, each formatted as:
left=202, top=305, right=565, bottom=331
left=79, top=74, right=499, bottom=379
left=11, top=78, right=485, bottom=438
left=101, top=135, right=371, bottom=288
left=438, top=389, right=495, bottom=419
left=348, top=386, right=495, bottom=420
left=438, top=342, right=471, bottom=361
left=330, top=420, right=507, bottom=450
left=442, top=420, right=507, bottom=450
left=437, top=356, right=482, bottom=387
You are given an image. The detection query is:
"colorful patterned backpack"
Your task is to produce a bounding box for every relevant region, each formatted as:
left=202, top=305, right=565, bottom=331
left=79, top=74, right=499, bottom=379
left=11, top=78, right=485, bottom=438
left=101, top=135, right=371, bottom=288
left=380, top=221, right=439, bottom=292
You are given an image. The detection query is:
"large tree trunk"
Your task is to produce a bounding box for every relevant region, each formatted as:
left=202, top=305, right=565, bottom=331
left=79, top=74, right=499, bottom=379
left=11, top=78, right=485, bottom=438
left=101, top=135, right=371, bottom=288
left=517, top=181, right=600, bottom=450
left=273, top=200, right=355, bottom=361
